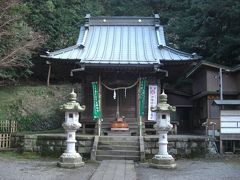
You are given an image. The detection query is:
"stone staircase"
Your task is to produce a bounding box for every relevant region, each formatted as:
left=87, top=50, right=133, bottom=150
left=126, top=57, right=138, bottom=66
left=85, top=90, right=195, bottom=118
left=95, top=136, right=140, bottom=161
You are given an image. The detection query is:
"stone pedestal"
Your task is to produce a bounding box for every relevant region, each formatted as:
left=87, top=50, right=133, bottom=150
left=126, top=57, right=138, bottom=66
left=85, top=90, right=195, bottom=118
left=150, top=90, right=176, bottom=169
left=150, top=128, right=176, bottom=169
left=58, top=153, right=84, bottom=168
left=150, top=155, right=176, bottom=169
left=58, top=90, right=85, bottom=168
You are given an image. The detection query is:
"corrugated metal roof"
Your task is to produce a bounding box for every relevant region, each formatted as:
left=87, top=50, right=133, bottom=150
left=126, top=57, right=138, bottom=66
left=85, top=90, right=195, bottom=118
left=213, top=100, right=240, bottom=105
left=41, top=14, right=200, bottom=65
left=186, top=60, right=240, bottom=78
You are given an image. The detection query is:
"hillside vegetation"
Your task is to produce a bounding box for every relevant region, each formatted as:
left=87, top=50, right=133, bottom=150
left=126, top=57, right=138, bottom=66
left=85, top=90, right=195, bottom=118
left=0, top=84, right=81, bottom=131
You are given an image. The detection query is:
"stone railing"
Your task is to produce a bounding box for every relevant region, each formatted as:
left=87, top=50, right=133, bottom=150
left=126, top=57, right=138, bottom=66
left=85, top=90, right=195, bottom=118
left=144, top=135, right=210, bottom=159
left=11, top=133, right=94, bottom=158
left=11, top=134, right=211, bottom=159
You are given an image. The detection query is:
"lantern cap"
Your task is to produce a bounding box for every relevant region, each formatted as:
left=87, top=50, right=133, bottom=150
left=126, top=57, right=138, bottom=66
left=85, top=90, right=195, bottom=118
left=159, top=89, right=167, bottom=103
left=69, top=89, right=77, bottom=101
left=151, top=89, right=176, bottom=112
left=60, top=89, right=86, bottom=112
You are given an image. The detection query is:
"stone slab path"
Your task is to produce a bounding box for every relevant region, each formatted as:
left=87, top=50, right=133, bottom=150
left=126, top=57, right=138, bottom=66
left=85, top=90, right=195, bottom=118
left=90, top=160, right=136, bottom=180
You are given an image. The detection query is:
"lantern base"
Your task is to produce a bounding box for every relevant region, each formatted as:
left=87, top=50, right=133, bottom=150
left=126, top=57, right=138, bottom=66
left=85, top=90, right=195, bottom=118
left=150, top=154, right=176, bottom=169
left=57, top=153, right=84, bottom=168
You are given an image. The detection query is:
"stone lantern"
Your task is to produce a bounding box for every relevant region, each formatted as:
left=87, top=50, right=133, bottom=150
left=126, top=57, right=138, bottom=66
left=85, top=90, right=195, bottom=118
left=58, top=89, right=86, bottom=168
left=150, top=90, right=176, bottom=169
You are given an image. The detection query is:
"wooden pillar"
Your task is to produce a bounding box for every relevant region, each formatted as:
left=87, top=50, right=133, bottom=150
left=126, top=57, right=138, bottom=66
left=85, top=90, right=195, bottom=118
left=220, top=138, right=223, bottom=154
left=82, top=123, right=86, bottom=134
left=233, top=141, right=236, bottom=153
left=46, top=61, right=51, bottom=86
left=136, top=78, right=140, bottom=135
left=157, top=79, right=161, bottom=102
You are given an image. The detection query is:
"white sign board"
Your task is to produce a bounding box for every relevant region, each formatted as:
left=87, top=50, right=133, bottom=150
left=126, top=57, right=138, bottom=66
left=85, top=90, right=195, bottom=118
left=221, top=110, right=240, bottom=134
left=148, top=85, right=158, bottom=121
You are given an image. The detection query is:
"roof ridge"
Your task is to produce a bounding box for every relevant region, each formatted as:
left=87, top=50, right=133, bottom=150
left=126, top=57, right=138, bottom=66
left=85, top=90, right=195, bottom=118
left=86, top=14, right=158, bottom=26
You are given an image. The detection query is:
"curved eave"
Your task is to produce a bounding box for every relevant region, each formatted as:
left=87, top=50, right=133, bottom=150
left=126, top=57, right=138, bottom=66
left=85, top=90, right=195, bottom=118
left=162, top=59, right=199, bottom=65
left=163, top=46, right=201, bottom=59
left=80, top=62, right=157, bottom=67
left=40, top=55, right=80, bottom=64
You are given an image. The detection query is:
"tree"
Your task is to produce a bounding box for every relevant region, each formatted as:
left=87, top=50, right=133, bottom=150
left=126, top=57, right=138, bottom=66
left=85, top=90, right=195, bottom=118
left=0, top=0, right=43, bottom=85
left=151, top=0, right=240, bottom=66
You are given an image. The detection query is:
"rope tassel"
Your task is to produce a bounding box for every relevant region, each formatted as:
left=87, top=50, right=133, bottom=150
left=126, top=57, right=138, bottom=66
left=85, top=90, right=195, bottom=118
left=113, top=90, right=116, bottom=100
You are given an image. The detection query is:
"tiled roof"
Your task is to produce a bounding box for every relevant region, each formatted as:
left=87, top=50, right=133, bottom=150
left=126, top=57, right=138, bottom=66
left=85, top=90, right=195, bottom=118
left=41, top=14, right=200, bottom=65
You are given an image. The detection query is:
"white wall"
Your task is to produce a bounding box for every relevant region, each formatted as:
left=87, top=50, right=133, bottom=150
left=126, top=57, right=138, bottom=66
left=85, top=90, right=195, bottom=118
left=221, top=110, right=240, bottom=134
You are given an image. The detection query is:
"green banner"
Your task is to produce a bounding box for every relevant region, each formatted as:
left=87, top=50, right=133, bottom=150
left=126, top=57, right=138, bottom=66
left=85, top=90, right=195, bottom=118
left=92, top=82, right=101, bottom=120
left=139, top=78, right=146, bottom=117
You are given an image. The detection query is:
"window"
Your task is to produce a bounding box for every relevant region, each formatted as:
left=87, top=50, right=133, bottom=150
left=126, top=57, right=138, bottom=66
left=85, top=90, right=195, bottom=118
left=162, top=114, right=166, bottom=119
left=69, top=113, right=73, bottom=118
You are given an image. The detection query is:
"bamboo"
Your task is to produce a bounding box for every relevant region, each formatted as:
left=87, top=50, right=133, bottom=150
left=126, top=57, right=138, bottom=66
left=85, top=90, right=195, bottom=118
left=0, top=133, right=10, bottom=148
left=0, top=120, right=17, bottom=149
left=0, top=120, right=17, bottom=133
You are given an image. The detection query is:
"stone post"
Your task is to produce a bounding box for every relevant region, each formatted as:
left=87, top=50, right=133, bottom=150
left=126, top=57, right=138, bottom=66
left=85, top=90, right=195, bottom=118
left=150, top=90, right=176, bottom=169
left=57, top=89, right=86, bottom=168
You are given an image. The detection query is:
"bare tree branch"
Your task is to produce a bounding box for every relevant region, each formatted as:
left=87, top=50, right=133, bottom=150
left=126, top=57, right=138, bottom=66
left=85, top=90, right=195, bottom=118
left=0, top=33, right=44, bottom=68
left=0, top=16, right=21, bottom=29
left=0, top=0, right=19, bottom=19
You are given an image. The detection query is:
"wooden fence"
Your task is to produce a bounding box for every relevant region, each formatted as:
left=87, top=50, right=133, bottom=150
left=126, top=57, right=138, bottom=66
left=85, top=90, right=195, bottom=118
left=0, top=121, right=17, bottom=149
left=0, top=134, right=11, bottom=149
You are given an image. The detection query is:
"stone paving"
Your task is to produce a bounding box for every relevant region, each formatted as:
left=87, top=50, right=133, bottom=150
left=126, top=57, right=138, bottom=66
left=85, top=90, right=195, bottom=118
left=136, top=158, right=240, bottom=180
left=0, top=156, right=240, bottom=180
left=0, top=156, right=98, bottom=180
left=90, top=160, right=136, bottom=180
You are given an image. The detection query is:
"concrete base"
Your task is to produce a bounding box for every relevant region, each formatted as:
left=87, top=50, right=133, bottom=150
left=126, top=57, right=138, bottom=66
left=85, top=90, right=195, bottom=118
left=57, top=153, right=84, bottom=168
left=150, top=155, right=176, bottom=169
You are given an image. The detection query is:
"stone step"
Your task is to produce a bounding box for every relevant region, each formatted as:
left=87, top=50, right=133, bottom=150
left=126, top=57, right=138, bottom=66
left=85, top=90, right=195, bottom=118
left=96, top=150, right=140, bottom=156
left=103, top=130, right=139, bottom=136
left=96, top=155, right=140, bottom=161
left=99, top=136, right=139, bottom=141
left=101, top=121, right=138, bottom=124
left=101, top=124, right=139, bottom=129
left=106, top=131, right=132, bottom=136
left=98, top=145, right=139, bottom=151
left=98, top=141, right=139, bottom=146
left=101, top=122, right=143, bottom=126
left=102, top=118, right=138, bottom=121
left=101, top=126, right=139, bottom=130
